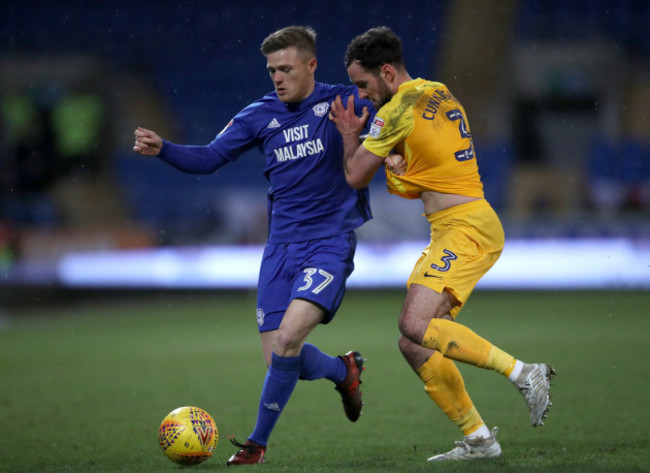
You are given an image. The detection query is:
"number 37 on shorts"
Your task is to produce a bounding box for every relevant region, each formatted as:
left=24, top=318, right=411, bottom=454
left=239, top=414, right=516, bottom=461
left=298, top=268, right=334, bottom=294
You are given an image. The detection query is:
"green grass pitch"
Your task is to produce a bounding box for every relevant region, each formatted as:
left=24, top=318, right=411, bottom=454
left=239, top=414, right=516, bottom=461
left=1, top=289, right=648, bottom=472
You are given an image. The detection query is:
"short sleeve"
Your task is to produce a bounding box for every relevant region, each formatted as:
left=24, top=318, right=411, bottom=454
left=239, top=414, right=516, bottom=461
left=362, top=100, right=414, bottom=158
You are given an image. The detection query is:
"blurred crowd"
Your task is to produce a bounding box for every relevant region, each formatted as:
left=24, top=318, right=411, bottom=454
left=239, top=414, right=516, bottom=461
left=1, top=0, right=649, bottom=268
left=1, top=81, right=107, bottom=226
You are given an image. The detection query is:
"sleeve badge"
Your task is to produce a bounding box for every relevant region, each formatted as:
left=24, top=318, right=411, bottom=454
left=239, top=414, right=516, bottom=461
left=369, top=117, right=385, bottom=138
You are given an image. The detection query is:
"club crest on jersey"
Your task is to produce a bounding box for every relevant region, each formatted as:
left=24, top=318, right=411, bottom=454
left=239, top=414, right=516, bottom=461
left=312, top=102, right=329, bottom=117
left=369, top=117, right=384, bottom=138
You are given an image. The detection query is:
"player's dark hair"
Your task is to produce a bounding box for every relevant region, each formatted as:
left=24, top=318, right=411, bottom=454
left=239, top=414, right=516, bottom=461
left=260, top=26, right=316, bottom=58
left=344, top=26, right=404, bottom=72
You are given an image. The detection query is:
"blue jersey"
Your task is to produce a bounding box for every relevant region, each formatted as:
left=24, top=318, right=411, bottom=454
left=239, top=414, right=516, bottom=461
left=158, top=82, right=373, bottom=243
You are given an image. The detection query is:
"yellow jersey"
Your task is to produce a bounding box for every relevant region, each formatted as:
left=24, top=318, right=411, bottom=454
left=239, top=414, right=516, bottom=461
left=363, top=79, right=484, bottom=199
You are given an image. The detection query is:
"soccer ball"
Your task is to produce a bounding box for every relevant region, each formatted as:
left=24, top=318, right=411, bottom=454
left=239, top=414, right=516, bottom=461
left=158, top=406, right=219, bottom=465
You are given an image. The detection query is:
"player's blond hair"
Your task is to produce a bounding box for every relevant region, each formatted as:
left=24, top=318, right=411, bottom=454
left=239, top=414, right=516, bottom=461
left=260, top=26, right=316, bottom=59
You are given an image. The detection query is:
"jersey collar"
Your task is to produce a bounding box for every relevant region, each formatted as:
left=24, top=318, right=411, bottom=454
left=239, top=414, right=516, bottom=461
left=397, top=78, right=426, bottom=92
left=283, top=82, right=323, bottom=112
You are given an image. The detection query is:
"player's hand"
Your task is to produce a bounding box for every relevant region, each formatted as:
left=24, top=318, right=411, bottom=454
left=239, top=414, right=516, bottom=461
left=133, top=127, right=163, bottom=156
left=329, top=95, right=369, bottom=137
left=385, top=153, right=407, bottom=176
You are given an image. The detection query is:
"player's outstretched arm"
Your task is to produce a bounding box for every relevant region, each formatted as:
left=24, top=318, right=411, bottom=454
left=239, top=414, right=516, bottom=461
left=133, top=127, right=163, bottom=156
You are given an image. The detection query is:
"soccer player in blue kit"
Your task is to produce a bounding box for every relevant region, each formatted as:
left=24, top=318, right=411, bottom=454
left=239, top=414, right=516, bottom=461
left=133, top=26, right=376, bottom=466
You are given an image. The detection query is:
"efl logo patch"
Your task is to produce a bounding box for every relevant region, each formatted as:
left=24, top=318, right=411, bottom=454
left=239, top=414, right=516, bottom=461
left=369, top=117, right=384, bottom=138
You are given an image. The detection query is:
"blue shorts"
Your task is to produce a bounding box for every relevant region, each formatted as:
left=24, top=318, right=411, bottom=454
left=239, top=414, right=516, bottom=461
left=255, top=232, right=357, bottom=333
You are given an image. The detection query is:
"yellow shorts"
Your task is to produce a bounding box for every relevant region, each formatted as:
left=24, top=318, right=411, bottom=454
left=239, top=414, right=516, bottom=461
left=407, top=199, right=504, bottom=319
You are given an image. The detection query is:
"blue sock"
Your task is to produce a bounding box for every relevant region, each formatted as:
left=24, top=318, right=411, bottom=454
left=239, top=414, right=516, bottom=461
left=249, top=353, right=300, bottom=446
left=298, top=343, right=346, bottom=383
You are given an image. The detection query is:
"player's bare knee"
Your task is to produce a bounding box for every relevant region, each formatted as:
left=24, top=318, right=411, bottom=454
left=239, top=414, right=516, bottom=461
left=398, top=334, right=421, bottom=361
left=397, top=312, right=410, bottom=339
left=273, top=329, right=301, bottom=357
left=397, top=334, right=411, bottom=356
left=398, top=314, right=426, bottom=345
left=399, top=335, right=436, bottom=372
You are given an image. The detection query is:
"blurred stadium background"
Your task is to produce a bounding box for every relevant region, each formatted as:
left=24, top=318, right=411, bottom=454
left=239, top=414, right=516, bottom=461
left=1, top=0, right=649, bottom=302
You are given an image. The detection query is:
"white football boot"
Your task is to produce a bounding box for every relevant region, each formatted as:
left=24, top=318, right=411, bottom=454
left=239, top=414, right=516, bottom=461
left=514, top=363, right=556, bottom=426
left=427, top=427, right=502, bottom=462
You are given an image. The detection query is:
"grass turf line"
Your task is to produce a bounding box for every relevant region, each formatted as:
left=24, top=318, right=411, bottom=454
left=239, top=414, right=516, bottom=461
left=0, top=290, right=648, bottom=472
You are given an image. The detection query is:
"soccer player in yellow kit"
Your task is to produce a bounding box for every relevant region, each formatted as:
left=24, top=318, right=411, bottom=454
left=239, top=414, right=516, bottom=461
left=329, top=27, right=555, bottom=462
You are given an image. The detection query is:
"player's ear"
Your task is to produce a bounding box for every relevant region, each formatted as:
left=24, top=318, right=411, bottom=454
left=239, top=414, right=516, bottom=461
left=307, top=57, right=317, bottom=73
left=381, top=64, right=394, bottom=83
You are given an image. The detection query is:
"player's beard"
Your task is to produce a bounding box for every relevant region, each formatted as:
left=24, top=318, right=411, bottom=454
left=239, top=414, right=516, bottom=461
left=374, top=77, right=393, bottom=109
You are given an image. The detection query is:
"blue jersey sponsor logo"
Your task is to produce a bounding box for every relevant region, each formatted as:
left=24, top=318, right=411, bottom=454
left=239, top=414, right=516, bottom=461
left=273, top=124, right=325, bottom=162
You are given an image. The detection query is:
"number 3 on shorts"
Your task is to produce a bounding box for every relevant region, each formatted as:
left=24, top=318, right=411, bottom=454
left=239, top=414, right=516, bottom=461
left=298, top=268, right=334, bottom=294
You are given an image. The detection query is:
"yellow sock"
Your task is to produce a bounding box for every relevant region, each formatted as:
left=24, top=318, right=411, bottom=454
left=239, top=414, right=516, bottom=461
left=486, top=345, right=517, bottom=376
left=417, top=351, right=485, bottom=436
left=422, top=318, right=516, bottom=375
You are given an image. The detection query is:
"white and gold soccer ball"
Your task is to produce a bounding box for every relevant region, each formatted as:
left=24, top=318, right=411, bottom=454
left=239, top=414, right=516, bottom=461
left=158, top=406, right=219, bottom=465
